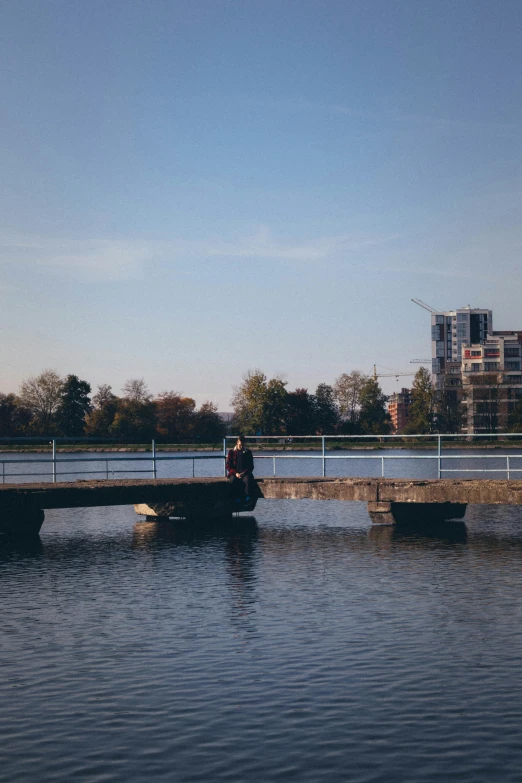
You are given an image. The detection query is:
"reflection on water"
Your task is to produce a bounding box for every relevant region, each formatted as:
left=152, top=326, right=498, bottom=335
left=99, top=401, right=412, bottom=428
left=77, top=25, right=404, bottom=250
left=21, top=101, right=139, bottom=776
left=2, top=502, right=522, bottom=782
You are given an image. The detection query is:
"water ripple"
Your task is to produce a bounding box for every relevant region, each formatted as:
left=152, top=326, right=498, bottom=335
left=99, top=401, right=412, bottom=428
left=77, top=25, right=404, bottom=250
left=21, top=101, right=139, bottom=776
left=2, top=502, right=522, bottom=781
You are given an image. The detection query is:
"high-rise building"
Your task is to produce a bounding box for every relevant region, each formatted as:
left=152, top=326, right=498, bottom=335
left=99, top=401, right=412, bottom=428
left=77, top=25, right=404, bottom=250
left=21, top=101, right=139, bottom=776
left=427, top=301, right=522, bottom=432
left=431, top=306, right=492, bottom=388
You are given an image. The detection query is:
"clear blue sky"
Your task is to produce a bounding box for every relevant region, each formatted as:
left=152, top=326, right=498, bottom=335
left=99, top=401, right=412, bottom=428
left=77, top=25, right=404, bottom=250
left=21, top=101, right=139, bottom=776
left=1, top=0, right=521, bottom=406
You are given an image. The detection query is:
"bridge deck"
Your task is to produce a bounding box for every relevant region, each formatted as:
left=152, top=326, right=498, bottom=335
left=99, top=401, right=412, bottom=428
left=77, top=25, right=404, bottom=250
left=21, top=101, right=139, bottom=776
left=1, top=476, right=522, bottom=509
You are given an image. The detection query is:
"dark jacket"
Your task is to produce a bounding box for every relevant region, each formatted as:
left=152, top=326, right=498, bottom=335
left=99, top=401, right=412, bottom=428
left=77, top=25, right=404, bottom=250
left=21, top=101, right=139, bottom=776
left=226, top=447, right=254, bottom=478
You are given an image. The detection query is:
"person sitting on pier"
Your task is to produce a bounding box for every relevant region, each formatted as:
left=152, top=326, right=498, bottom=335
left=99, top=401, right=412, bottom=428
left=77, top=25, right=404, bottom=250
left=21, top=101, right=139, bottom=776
left=226, top=436, right=255, bottom=503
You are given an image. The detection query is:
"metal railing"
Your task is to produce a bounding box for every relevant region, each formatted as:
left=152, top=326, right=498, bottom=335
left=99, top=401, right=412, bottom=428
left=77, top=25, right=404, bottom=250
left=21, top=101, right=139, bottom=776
left=2, top=434, right=522, bottom=484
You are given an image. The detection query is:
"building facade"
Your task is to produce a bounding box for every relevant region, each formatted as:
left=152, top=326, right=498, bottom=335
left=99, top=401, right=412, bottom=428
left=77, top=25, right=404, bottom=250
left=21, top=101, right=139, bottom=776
left=388, top=388, right=412, bottom=433
left=431, top=306, right=493, bottom=389
left=460, top=332, right=522, bottom=433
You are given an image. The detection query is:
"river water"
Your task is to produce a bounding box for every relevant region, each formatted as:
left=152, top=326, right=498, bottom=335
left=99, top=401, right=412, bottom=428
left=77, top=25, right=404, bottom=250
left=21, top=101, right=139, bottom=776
left=2, top=451, right=522, bottom=781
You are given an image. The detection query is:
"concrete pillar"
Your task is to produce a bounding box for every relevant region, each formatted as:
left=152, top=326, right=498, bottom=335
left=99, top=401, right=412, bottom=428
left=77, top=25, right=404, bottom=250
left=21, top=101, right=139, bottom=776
left=0, top=503, right=45, bottom=538
left=368, top=501, right=467, bottom=526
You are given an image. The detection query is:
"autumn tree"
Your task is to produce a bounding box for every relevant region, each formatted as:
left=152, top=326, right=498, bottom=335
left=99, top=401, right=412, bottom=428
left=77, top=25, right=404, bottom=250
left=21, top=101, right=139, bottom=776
left=0, top=393, right=32, bottom=436
left=508, top=398, right=522, bottom=432
left=110, top=399, right=156, bottom=442
left=155, top=392, right=196, bottom=441
left=436, top=389, right=463, bottom=433
left=18, top=370, right=63, bottom=433
left=122, top=378, right=152, bottom=404
left=334, top=371, right=368, bottom=430
left=84, top=385, right=119, bottom=439
left=466, top=373, right=503, bottom=433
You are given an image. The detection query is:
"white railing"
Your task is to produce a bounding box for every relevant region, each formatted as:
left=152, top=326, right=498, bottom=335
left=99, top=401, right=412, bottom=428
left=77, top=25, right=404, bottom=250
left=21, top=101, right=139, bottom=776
left=1, top=434, right=522, bottom=484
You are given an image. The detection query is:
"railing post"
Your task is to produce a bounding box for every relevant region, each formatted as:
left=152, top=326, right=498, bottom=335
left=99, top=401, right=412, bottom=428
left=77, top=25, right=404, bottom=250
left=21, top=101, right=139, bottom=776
left=223, top=437, right=227, bottom=477
left=152, top=439, right=157, bottom=479
left=507, top=455, right=510, bottom=480
left=381, top=456, right=385, bottom=477
left=106, top=459, right=109, bottom=480
left=2, top=461, right=4, bottom=484
left=273, top=456, right=276, bottom=476
left=52, top=439, right=57, bottom=483
left=192, top=458, right=195, bottom=478
left=322, top=436, right=326, bottom=477
left=437, top=434, right=441, bottom=479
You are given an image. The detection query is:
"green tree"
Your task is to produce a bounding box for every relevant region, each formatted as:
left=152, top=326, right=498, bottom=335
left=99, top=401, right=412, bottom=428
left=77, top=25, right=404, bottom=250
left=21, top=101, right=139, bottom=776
left=194, top=401, right=225, bottom=442
left=55, top=375, right=92, bottom=436
left=286, top=389, right=317, bottom=434
left=313, top=383, right=339, bottom=433
left=231, top=370, right=289, bottom=435
left=231, top=370, right=268, bottom=434
left=359, top=378, right=391, bottom=435
left=262, top=378, right=289, bottom=434
left=404, top=367, right=435, bottom=434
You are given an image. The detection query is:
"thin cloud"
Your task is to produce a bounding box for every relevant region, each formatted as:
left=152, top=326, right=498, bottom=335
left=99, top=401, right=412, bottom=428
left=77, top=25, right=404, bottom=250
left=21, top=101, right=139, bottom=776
left=298, top=99, right=518, bottom=138
left=0, top=235, right=156, bottom=281
left=0, top=229, right=397, bottom=279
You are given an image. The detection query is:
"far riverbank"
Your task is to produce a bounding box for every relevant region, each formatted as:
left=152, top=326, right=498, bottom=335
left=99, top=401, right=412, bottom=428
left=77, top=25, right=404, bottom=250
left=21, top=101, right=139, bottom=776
left=2, top=441, right=522, bottom=453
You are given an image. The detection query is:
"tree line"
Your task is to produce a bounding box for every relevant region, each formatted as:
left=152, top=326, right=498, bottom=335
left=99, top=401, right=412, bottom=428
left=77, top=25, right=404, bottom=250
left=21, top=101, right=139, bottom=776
left=0, top=371, right=225, bottom=442
left=4, top=366, right=518, bottom=442
left=231, top=369, right=392, bottom=435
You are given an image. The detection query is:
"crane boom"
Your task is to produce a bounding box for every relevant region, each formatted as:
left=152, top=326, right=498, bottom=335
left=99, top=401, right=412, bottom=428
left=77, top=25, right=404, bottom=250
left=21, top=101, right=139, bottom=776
left=411, top=298, right=437, bottom=313
left=371, top=364, right=415, bottom=379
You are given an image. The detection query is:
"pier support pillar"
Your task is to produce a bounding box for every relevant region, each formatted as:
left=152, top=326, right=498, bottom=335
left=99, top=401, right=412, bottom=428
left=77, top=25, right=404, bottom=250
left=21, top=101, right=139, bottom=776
left=0, top=501, right=45, bottom=538
left=368, top=501, right=467, bottom=526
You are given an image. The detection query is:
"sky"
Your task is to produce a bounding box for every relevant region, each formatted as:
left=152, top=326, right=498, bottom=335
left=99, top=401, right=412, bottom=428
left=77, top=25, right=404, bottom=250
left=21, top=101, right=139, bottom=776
left=1, top=0, right=521, bottom=408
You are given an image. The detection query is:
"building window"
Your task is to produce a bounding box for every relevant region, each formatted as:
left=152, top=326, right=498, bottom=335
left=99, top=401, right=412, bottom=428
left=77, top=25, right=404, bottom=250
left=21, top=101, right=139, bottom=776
left=506, top=361, right=521, bottom=370
left=484, top=362, right=499, bottom=371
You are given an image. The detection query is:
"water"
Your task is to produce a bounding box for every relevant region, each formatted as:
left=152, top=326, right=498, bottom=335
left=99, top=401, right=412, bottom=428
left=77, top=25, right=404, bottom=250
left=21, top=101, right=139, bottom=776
left=2, top=453, right=522, bottom=780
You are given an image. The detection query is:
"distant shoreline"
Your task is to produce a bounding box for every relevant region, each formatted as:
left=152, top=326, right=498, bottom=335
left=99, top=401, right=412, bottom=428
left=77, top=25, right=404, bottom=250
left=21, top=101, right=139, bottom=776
left=2, top=441, right=522, bottom=454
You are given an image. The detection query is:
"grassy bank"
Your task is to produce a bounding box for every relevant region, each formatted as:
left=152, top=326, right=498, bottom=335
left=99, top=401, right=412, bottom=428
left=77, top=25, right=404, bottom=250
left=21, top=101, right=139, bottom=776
left=2, top=440, right=522, bottom=453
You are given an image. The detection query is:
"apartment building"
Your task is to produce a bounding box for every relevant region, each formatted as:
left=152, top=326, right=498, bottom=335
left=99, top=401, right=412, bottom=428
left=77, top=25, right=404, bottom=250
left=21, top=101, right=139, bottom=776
left=460, top=332, right=522, bottom=433
left=431, top=306, right=492, bottom=388
left=388, top=388, right=411, bottom=433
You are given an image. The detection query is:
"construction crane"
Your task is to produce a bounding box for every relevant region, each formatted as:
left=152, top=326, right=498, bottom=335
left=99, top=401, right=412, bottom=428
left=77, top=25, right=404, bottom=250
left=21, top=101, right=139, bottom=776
left=411, top=298, right=438, bottom=313
left=371, top=365, right=415, bottom=380
left=410, top=359, right=431, bottom=364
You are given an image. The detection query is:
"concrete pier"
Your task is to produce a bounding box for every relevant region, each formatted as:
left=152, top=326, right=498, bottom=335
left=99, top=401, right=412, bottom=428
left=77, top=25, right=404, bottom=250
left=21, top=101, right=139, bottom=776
left=2, top=477, right=522, bottom=536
